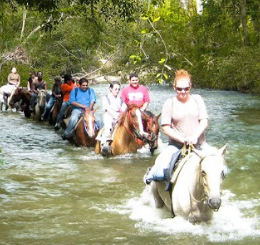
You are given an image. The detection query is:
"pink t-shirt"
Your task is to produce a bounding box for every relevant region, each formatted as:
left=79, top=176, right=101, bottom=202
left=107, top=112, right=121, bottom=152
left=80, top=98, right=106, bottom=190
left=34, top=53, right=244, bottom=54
left=121, top=85, right=150, bottom=106
left=161, top=94, right=208, bottom=145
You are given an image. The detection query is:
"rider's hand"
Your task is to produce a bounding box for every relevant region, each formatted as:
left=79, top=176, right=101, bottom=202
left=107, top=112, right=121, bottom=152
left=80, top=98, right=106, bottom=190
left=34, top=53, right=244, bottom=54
left=185, top=136, right=198, bottom=145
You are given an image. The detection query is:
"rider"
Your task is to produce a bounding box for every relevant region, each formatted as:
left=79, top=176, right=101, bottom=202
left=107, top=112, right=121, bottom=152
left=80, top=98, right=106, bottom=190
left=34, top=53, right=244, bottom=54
left=0, top=67, right=20, bottom=104
left=61, top=78, right=96, bottom=140
left=100, top=81, right=124, bottom=152
left=143, top=69, right=210, bottom=184
left=27, top=71, right=38, bottom=92
left=120, top=73, right=150, bottom=137
left=29, top=71, right=47, bottom=112
left=54, top=74, right=76, bottom=130
left=41, top=76, right=62, bottom=121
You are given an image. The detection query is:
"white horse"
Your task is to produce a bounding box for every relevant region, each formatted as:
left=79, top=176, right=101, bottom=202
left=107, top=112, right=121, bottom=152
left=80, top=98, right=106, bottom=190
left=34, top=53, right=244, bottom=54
left=34, top=89, right=47, bottom=121
left=150, top=144, right=227, bottom=224
left=0, top=86, right=20, bottom=111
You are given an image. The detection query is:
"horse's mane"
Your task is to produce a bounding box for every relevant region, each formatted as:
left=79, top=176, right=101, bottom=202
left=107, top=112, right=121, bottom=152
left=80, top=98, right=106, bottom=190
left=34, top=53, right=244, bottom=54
left=118, top=110, right=127, bottom=126
left=118, top=104, right=140, bottom=126
left=143, top=110, right=155, bottom=118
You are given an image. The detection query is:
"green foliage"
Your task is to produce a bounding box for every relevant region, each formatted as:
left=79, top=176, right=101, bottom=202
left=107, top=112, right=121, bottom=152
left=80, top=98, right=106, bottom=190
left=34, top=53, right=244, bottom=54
left=1, top=0, right=260, bottom=93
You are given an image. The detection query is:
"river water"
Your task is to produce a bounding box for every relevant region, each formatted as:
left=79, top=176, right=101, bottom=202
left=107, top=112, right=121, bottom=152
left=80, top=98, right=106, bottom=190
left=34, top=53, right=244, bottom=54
left=0, top=85, right=260, bottom=245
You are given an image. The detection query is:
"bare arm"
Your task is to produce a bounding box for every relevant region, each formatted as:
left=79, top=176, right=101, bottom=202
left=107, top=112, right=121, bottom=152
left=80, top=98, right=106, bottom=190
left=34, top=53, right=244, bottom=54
left=162, top=118, right=208, bottom=144
left=141, top=102, right=149, bottom=111
left=162, top=125, right=186, bottom=144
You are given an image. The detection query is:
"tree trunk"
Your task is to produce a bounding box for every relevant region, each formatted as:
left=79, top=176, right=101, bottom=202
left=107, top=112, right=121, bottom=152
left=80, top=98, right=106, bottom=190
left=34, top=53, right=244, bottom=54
left=239, top=0, right=250, bottom=46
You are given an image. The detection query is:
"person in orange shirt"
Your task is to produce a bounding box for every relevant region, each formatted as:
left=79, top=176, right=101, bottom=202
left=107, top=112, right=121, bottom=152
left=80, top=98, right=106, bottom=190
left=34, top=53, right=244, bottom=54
left=54, top=74, right=76, bottom=130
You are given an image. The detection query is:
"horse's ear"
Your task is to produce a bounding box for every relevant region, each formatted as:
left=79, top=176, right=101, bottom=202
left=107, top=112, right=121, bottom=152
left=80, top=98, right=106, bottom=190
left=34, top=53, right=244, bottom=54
left=156, top=113, right=161, bottom=120
left=93, top=108, right=97, bottom=113
left=219, top=144, right=228, bottom=156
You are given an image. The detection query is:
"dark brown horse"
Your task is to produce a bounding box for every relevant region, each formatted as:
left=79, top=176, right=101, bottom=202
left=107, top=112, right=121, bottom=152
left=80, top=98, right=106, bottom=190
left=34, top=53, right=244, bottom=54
left=95, top=105, right=160, bottom=156
left=48, top=99, right=62, bottom=125
left=142, top=111, right=161, bottom=154
left=9, top=87, right=31, bottom=118
left=69, top=109, right=99, bottom=147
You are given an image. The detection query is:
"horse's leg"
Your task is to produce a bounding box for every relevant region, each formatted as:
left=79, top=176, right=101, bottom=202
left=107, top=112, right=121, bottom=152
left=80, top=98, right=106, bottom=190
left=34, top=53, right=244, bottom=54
left=151, top=181, right=164, bottom=208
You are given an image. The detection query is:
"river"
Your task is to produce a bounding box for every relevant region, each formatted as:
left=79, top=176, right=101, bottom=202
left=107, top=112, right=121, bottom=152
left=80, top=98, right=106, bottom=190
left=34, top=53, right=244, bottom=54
left=0, top=85, right=260, bottom=245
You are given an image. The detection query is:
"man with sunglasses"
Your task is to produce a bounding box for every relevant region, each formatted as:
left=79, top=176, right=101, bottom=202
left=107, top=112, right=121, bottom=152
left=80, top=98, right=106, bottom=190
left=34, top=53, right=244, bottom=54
left=144, top=69, right=210, bottom=184
left=62, top=77, right=96, bottom=140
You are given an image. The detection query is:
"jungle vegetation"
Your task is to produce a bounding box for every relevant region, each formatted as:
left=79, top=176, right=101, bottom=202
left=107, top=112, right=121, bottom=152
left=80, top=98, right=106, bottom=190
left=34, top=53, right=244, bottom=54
left=0, top=0, right=260, bottom=93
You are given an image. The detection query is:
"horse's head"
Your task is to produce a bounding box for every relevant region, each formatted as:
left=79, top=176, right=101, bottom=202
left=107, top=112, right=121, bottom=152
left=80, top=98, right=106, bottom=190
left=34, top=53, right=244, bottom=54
left=82, top=108, right=97, bottom=138
left=123, top=105, right=142, bottom=132
left=143, top=111, right=161, bottom=154
left=9, top=88, right=22, bottom=107
left=37, top=90, right=47, bottom=108
left=196, top=144, right=228, bottom=211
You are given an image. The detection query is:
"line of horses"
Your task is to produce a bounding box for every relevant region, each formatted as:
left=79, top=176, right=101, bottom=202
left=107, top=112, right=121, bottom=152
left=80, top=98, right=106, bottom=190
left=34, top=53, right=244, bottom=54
left=2, top=86, right=228, bottom=224
left=5, top=87, right=161, bottom=156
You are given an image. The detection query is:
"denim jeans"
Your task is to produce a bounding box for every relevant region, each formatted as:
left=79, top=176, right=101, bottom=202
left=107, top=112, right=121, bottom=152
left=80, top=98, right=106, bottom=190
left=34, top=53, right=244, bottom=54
left=145, top=142, right=211, bottom=182
left=56, top=101, right=70, bottom=123
left=42, top=96, right=55, bottom=118
left=64, top=109, right=82, bottom=137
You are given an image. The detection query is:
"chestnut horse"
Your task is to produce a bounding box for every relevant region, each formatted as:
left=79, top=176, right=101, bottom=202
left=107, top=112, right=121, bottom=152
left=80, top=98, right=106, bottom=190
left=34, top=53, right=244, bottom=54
left=95, top=105, right=160, bottom=156
left=68, top=109, right=99, bottom=147
left=150, top=145, right=227, bottom=224
left=9, top=87, right=31, bottom=118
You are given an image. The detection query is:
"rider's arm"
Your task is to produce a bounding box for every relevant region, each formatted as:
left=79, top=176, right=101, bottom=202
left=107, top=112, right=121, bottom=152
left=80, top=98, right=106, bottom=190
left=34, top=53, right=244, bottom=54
left=162, top=124, right=186, bottom=144
left=140, top=102, right=149, bottom=111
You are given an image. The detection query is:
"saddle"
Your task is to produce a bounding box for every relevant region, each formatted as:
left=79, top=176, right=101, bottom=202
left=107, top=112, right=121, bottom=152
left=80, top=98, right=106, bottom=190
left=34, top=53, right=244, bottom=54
left=164, top=144, right=194, bottom=191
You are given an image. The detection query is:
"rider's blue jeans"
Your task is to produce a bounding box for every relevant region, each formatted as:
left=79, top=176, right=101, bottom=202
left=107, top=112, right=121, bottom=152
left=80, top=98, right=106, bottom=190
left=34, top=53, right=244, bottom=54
left=145, top=142, right=211, bottom=182
left=64, top=108, right=82, bottom=138
left=42, top=96, right=55, bottom=118
left=56, top=101, right=70, bottom=123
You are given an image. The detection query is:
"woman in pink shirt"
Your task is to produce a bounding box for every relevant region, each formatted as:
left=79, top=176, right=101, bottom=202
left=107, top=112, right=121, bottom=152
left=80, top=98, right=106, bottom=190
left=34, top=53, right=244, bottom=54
left=144, top=69, right=211, bottom=184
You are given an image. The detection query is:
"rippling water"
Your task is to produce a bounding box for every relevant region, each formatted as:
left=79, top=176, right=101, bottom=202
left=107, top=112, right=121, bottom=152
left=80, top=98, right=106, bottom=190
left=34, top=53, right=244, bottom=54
left=1, top=85, right=260, bottom=245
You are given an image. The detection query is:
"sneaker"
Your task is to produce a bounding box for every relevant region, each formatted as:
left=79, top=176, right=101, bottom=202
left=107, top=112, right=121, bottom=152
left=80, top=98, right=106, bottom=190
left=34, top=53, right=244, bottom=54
left=143, top=167, right=151, bottom=185
left=54, top=123, right=61, bottom=131
left=61, top=134, right=67, bottom=140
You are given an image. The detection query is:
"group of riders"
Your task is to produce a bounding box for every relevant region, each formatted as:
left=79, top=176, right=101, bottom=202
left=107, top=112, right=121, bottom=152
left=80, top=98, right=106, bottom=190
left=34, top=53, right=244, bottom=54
left=1, top=67, right=211, bottom=186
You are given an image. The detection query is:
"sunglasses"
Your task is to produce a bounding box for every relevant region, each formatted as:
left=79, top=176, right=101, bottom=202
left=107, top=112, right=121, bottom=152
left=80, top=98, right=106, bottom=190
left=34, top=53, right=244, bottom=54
left=175, top=87, right=190, bottom=92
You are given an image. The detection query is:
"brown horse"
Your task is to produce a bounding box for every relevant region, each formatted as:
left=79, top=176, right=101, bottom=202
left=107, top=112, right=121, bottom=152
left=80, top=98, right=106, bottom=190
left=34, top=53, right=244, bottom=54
left=48, top=99, right=62, bottom=125
left=95, top=105, right=160, bottom=156
left=9, top=87, right=31, bottom=118
left=142, top=111, right=161, bottom=154
left=69, top=109, right=99, bottom=147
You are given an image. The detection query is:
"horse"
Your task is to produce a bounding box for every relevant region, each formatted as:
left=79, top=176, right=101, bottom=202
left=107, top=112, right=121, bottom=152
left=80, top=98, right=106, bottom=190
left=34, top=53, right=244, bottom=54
left=142, top=111, right=161, bottom=154
left=0, top=88, right=20, bottom=111
left=9, top=87, right=32, bottom=117
left=48, top=98, right=62, bottom=125
left=68, top=109, right=99, bottom=147
left=95, top=105, right=160, bottom=156
left=150, top=144, right=227, bottom=224
left=34, top=90, right=47, bottom=121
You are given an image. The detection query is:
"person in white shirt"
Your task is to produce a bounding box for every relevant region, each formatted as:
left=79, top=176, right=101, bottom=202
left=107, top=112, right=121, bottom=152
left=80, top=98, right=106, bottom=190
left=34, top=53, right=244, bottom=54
left=101, top=81, right=123, bottom=146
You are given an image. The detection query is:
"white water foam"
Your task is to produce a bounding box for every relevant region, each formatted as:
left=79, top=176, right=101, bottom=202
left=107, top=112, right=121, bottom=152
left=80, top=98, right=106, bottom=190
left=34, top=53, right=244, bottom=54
left=106, top=187, right=260, bottom=242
